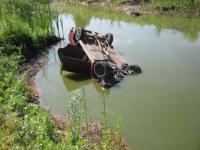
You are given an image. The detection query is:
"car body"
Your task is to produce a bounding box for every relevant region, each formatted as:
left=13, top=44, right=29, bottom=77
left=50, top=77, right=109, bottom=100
left=58, top=27, right=141, bottom=87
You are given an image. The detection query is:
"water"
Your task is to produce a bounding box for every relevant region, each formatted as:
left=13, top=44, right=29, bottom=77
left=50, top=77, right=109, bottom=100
left=35, top=6, right=200, bottom=150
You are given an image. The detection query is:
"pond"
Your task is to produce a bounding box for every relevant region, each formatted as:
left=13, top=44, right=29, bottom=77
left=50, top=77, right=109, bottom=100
left=35, top=6, right=200, bottom=150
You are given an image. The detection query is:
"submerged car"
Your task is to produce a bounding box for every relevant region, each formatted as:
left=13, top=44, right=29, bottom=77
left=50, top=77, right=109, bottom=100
left=58, top=27, right=141, bottom=87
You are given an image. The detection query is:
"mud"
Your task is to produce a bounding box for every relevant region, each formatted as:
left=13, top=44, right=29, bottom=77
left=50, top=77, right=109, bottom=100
left=18, top=36, right=62, bottom=103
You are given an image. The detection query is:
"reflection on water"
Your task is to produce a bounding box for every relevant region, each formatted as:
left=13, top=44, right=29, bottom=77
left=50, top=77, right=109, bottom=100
left=36, top=5, right=200, bottom=150
left=59, top=6, right=200, bottom=41
left=62, top=73, right=91, bottom=91
left=62, top=72, right=110, bottom=96
left=62, top=71, right=110, bottom=124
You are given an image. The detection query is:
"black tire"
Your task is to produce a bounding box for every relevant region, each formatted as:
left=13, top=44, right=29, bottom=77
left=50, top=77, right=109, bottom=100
left=104, top=33, right=113, bottom=45
left=93, top=61, right=109, bottom=79
left=73, top=28, right=82, bottom=43
left=129, top=65, right=142, bottom=73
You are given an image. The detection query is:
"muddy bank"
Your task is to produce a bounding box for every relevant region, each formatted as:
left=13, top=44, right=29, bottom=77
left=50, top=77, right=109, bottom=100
left=20, top=54, right=48, bottom=103
left=18, top=36, right=62, bottom=103
left=117, top=2, right=200, bottom=16
left=17, top=36, right=70, bottom=133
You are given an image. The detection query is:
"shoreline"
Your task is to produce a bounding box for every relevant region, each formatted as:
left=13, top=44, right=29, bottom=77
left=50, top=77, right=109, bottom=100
left=18, top=36, right=62, bottom=103
left=63, top=1, right=200, bottom=17
left=18, top=37, right=69, bottom=130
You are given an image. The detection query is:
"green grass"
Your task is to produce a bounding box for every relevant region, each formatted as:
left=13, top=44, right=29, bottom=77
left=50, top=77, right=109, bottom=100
left=65, top=0, right=200, bottom=10
left=0, top=0, right=56, bottom=58
left=151, top=0, right=200, bottom=9
left=0, top=0, right=65, bottom=149
left=0, top=55, right=66, bottom=149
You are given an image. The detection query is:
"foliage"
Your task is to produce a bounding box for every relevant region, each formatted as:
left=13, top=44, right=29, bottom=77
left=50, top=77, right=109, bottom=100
left=151, top=0, right=200, bottom=9
left=65, top=89, right=127, bottom=149
left=0, top=0, right=55, bottom=58
left=67, top=90, right=86, bottom=147
left=0, top=55, right=66, bottom=149
left=64, top=0, right=200, bottom=8
left=0, top=0, right=66, bottom=149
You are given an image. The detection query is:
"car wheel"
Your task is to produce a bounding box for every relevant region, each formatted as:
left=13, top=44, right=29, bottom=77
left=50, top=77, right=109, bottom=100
left=74, top=28, right=82, bottom=43
left=93, top=61, right=109, bottom=79
left=104, top=33, right=113, bottom=45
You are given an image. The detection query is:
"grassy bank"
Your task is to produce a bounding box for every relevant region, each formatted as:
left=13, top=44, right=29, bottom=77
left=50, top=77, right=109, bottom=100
left=0, top=0, right=58, bottom=58
left=65, top=0, right=200, bottom=16
left=150, top=0, right=200, bottom=9
left=113, top=0, right=200, bottom=9
left=0, top=0, right=126, bottom=149
left=0, top=0, right=65, bottom=149
left=0, top=55, right=65, bottom=149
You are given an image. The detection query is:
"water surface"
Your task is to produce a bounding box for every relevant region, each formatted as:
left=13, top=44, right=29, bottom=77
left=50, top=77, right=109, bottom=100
left=35, top=6, right=200, bottom=150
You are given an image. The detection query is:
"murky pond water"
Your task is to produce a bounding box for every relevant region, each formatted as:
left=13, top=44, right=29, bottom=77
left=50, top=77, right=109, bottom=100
left=35, top=6, right=200, bottom=150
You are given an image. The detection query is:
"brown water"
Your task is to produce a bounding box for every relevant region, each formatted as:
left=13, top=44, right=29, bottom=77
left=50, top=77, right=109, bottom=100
left=35, top=6, right=200, bottom=150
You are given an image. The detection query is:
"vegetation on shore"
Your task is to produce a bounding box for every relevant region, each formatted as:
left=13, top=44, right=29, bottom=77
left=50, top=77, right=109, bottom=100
left=0, top=55, right=65, bottom=148
left=0, top=0, right=58, bottom=58
left=0, top=0, right=63, bottom=149
left=0, top=0, right=126, bottom=149
left=65, top=0, right=200, bottom=16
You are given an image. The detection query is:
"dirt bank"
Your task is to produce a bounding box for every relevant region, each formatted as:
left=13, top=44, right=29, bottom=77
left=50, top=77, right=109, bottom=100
left=18, top=36, right=62, bottom=103
left=17, top=36, right=70, bottom=130
left=118, top=3, right=200, bottom=16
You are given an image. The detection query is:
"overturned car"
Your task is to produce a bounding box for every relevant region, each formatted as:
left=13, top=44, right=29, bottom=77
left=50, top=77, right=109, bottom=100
left=58, top=27, right=141, bottom=87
